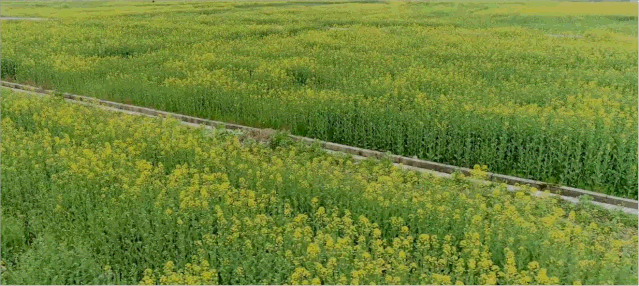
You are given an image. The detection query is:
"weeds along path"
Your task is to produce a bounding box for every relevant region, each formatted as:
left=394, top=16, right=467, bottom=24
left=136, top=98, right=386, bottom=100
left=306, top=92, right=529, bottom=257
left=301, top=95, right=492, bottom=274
left=3, top=81, right=636, bottom=215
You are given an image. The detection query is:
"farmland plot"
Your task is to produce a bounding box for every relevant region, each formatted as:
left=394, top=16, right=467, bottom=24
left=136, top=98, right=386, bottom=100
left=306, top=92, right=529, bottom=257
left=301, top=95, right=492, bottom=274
left=1, top=89, right=637, bottom=284
left=2, top=0, right=637, bottom=197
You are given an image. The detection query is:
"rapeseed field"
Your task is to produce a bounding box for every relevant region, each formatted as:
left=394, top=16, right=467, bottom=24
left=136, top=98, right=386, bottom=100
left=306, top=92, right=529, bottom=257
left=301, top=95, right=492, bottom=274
left=2, top=1, right=637, bottom=197
left=1, top=89, right=637, bottom=284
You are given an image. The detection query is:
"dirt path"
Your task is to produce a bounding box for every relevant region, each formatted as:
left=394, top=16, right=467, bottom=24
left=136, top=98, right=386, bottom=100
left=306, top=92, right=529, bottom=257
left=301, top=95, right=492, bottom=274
left=1, top=17, right=48, bottom=21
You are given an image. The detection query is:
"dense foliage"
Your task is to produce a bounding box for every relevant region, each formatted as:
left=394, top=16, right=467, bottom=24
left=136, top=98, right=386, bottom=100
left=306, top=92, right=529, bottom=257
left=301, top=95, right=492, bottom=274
left=1, top=89, right=637, bottom=285
left=2, top=0, right=637, bottom=197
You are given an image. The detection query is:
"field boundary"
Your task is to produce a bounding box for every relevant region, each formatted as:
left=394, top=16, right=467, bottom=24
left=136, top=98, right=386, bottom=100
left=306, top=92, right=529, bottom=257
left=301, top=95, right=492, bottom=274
left=3, top=80, right=637, bottom=212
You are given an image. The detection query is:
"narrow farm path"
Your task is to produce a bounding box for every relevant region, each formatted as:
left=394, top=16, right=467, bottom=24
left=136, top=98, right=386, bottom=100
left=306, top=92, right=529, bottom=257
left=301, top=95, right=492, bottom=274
left=0, top=17, right=48, bottom=21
